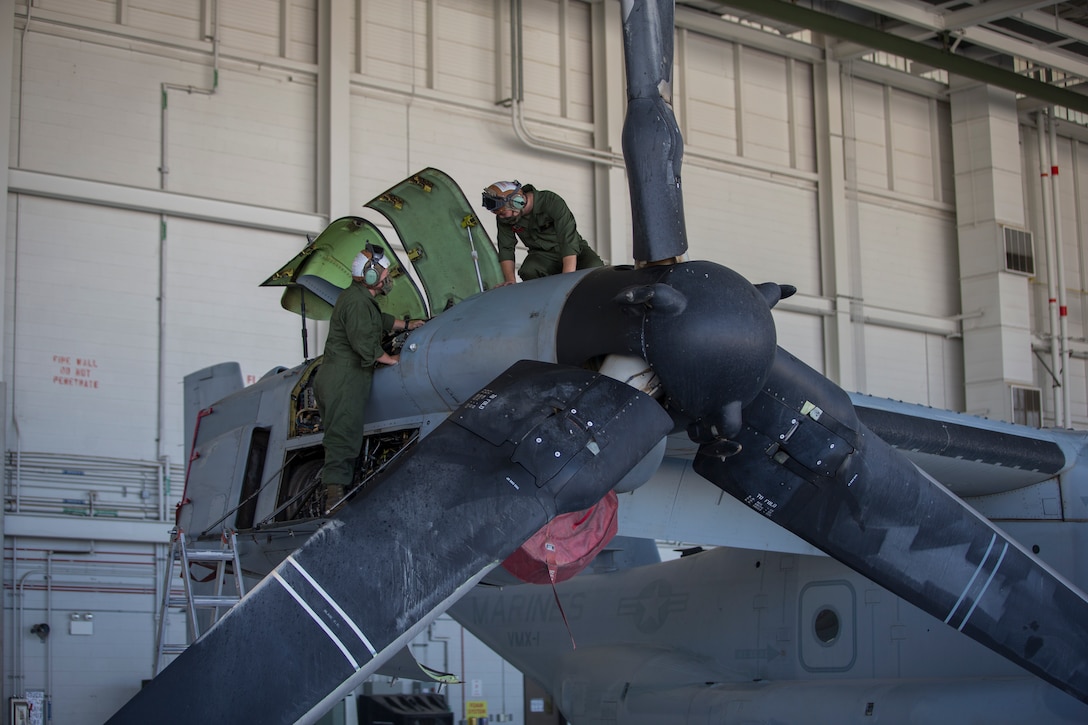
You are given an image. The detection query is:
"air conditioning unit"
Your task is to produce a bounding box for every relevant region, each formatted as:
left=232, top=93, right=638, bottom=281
left=1002, top=225, right=1035, bottom=276
left=1011, top=385, right=1042, bottom=428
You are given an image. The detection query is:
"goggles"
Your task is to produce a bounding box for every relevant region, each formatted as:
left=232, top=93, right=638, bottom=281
left=481, top=180, right=523, bottom=212
left=481, top=194, right=509, bottom=212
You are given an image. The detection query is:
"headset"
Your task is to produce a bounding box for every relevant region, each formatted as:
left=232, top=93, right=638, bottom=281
left=361, top=244, right=385, bottom=286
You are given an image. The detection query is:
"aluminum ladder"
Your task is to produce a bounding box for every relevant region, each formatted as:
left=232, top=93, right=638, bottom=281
left=153, top=529, right=246, bottom=675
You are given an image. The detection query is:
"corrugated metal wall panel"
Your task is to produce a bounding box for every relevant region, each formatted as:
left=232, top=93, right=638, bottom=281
left=7, top=539, right=173, bottom=725
left=160, top=217, right=315, bottom=458
left=934, top=101, right=954, bottom=205
left=128, top=0, right=203, bottom=41
left=791, top=60, right=817, bottom=173
left=566, top=1, right=594, bottom=123
left=740, top=47, right=793, bottom=168
left=17, top=35, right=167, bottom=189
left=8, top=198, right=309, bottom=462
left=349, top=95, right=412, bottom=204
left=684, top=32, right=738, bottom=156
left=520, top=0, right=564, bottom=117
left=161, top=68, right=317, bottom=212
left=436, top=2, right=496, bottom=101
left=289, top=0, right=318, bottom=64
left=863, top=325, right=963, bottom=408
left=219, top=0, right=281, bottom=57
left=35, top=0, right=114, bottom=24
left=849, top=77, right=890, bottom=190
left=889, top=89, right=939, bottom=200
left=772, top=309, right=826, bottom=375
left=362, top=0, right=416, bottom=85
left=16, top=28, right=315, bottom=212
left=858, top=202, right=958, bottom=318
left=864, top=326, right=932, bottom=403
left=11, top=198, right=161, bottom=459
left=684, top=166, right=821, bottom=295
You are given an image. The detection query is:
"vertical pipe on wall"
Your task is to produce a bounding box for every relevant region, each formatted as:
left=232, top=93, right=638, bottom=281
left=1048, top=112, right=1071, bottom=427
left=158, top=216, right=170, bottom=516
left=506, top=0, right=622, bottom=166
left=45, top=551, right=53, bottom=718
left=157, top=1, right=220, bottom=498
left=1037, top=112, right=1062, bottom=426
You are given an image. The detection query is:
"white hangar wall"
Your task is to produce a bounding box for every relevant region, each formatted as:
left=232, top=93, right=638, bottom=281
left=2, top=1, right=1087, bottom=724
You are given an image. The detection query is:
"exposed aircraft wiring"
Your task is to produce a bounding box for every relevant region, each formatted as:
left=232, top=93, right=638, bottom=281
left=250, top=429, right=421, bottom=531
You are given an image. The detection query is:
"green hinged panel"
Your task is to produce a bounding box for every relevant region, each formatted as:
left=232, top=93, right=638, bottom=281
left=261, top=216, right=427, bottom=322
left=366, top=168, right=503, bottom=313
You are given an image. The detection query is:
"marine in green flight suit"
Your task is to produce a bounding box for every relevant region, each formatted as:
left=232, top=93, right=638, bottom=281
left=482, top=181, right=604, bottom=284
left=314, top=244, right=424, bottom=508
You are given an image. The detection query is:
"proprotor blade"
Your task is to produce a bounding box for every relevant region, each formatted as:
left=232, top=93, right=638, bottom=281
left=108, top=361, right=672, bottom=724
left=621, top=0, right=688, bottom=263
left=694, top=348, right=1088, bottom=705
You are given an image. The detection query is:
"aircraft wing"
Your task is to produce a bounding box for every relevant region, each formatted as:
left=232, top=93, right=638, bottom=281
left=107, top=360, right=672, bottom=724
left=849, top=392, right=1086, bottom=499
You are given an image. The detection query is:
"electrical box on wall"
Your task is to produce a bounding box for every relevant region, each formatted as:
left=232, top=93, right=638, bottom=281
left=69, top=612, right=94, bottom=636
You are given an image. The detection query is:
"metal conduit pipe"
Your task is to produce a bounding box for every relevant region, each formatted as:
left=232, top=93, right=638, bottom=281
left=504, top=0, right=835, bottom=189
left=46, top=552, right=53, bottom=716
left=1038, top=111, right=1063, bottom=426
left=1048, top=112, right=1072, bottom=427
left=15, top=564, right=51, bottom=708
left=507, top=0, right=623, bottom=167
left=157, top=1, right=221, bottom=506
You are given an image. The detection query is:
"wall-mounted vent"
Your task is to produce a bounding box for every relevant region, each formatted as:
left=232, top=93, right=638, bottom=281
left=1003, top=226, right=1035, bottom=275
left=1011, top=385, right=1042, bottom=428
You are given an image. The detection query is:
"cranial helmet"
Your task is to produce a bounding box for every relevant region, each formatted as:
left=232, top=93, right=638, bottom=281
left=481, top=180, right=526, bottom=212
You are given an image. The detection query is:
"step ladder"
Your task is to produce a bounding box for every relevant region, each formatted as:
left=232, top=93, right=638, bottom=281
left=154, top=529, right=246, bottom=675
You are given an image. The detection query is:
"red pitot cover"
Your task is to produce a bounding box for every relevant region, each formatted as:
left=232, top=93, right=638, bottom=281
left=501, top=490, right=619, bottom=584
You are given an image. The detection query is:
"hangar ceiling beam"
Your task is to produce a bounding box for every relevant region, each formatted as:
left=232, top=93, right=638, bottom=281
left=712, top=0, right=1088, bottom=114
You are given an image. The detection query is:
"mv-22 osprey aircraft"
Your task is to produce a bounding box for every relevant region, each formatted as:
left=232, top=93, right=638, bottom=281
left=110, top=1, right=1088, bottom=723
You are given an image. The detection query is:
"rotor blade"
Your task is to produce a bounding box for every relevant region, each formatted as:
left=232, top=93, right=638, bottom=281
left=621, top=0, right=688, bottom=263
left=108, top=360, right=672, bottom=725
left=693, top=348, right=1088, bottom=705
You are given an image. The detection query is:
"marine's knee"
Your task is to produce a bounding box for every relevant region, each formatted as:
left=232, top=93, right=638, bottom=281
left=518, top=255, right=559, bottom=280
left=577, top=246, right=604, bottom=269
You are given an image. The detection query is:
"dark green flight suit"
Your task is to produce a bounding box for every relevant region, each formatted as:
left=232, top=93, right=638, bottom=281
left=314, top=281, right=394, bottom=486
left=496, top=184, right=603, bottom=280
